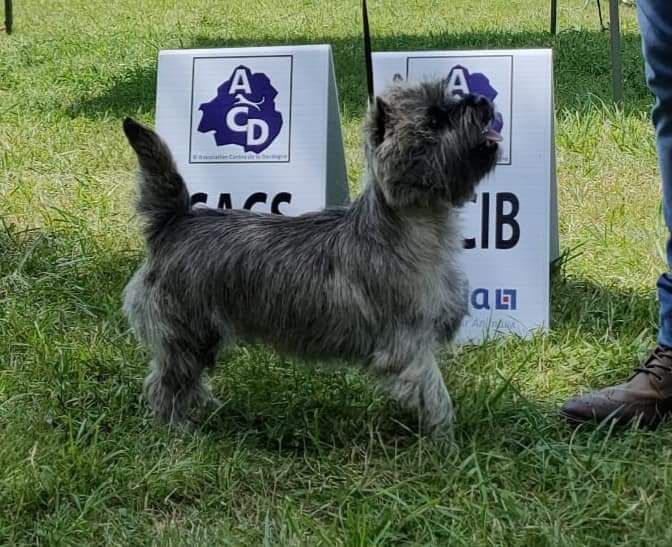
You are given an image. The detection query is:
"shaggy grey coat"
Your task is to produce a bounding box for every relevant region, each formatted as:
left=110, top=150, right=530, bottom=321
left=122, top=80, right=499, bottom=437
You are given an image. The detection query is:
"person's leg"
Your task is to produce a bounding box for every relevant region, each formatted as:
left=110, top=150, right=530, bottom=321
left=637, top=1, right=672, bottom=347
left=561, top=1, right=672, bottom=426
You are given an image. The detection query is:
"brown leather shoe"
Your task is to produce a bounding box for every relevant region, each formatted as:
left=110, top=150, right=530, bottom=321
left=560, top=345, right=672, bottom=427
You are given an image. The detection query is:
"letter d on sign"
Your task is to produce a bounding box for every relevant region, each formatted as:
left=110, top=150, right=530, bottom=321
left=247, top=118, right=270, bottom=146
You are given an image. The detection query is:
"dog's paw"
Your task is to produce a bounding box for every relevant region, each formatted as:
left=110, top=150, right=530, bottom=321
left=201, top=396, right=223, bottom=416
left=421, top=404, right=456, bottom=444
left=164, top=417, right=199, bottom=435
left=427, top=421, right=456, bottom=445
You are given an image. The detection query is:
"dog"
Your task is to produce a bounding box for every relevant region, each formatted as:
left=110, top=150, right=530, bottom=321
left=122, top=79, right=500, bottom=438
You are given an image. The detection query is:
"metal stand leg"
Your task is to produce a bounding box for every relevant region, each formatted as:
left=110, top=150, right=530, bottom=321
left=550, top=0, right=558, bottom=35
left=609, top=0, right=623, bottom=103
left=4, top=0, right=12, bottom=34
left=596, top=0, right=607, bottom=31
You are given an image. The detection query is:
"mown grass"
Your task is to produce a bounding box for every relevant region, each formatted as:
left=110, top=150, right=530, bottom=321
left=2, top=0, right=671, bottom=544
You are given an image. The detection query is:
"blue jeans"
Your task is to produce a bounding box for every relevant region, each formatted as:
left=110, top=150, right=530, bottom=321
left=637, top=1, right=672, bottom=347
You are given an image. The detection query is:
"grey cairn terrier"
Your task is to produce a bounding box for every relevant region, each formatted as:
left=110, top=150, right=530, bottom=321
left=122, top=78, right=500, bottom=439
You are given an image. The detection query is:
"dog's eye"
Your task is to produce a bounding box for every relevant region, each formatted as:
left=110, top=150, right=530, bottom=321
left=427, top=106, right=449, bottom=131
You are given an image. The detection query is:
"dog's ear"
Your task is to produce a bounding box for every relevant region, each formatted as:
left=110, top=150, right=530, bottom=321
left=373, top=97, right=389, bottom=147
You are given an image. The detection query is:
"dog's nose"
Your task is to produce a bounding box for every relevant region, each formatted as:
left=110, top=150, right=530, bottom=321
left=464, top=93, right=488, bottom=107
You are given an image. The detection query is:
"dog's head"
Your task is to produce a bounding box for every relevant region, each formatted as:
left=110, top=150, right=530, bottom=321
left=364, top=79, right=500, bottom=209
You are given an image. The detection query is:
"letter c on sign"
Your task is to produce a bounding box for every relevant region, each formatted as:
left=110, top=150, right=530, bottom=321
left=225, top=106, right=249, bottom=133
left=243, top=192, right=268, bottom=210
left=271, top=192, right=292, bottom=214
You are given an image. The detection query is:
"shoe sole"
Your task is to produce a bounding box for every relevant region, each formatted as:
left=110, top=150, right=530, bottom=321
left=559, top=409, right=664, bottom=429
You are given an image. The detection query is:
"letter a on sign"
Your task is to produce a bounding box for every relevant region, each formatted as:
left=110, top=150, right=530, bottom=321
left=446, top=67, right=470, bottom=95
left=229, top=68, right=252, bottom=95
left=154, top=45, right=349, bottom=215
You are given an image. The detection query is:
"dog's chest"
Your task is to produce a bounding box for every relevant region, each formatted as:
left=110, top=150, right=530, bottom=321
left=398, top=215, right=463, bottom=315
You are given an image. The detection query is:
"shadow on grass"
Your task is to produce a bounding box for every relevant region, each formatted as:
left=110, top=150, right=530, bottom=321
left=149, top=239, right=665, bottom=449
left=552, top=273, right=658, bottom=342
left=66, top=28, right=651, bottom=124
left=189, top=274, right=659, bottom=452
left=4, top=225, right=661, bottom=451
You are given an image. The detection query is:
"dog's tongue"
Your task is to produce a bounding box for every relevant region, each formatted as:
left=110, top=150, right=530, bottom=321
left=484, top=126, right=503, bottom=144
left=483, top=112, right=504, bottom=144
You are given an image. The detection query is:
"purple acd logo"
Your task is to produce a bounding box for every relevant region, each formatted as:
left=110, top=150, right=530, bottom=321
left=446, top=65, right=504, bottom=135
left=198, top=65, right=283, bottom=153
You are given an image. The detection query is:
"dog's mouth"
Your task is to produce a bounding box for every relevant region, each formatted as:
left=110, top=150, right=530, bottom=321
left=481, top=122, right=503, bottom=147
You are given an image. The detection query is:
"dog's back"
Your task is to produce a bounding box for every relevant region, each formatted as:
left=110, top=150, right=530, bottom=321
left=122, top=118, right=456, bottom=361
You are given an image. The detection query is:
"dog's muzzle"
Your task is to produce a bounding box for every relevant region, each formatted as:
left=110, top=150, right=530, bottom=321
left=481, top=122, right=503, bottom=146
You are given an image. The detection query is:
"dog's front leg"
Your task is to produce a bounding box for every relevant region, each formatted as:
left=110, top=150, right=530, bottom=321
left=373, top=348, right=455, bottom=440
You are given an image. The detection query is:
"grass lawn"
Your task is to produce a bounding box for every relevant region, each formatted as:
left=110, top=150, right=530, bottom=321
left=2, top=0, right=671, bottom=544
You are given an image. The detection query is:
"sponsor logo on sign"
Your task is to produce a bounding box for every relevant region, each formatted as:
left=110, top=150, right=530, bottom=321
left=190, top=55, right=292, bottom=163
left=198, top=65, right=283, bottom=153
left=471, top=288, right=517, bottom=311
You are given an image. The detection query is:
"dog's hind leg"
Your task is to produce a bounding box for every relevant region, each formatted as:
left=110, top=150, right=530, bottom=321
left=372, top=347, right=454, bottom=439
left=123, top=265, right=222, bottom=426
left=143, top=331, right=220, bottom=427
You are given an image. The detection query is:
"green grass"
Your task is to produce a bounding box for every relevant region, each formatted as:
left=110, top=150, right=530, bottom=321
left=1, top=0, right=670, bottom=544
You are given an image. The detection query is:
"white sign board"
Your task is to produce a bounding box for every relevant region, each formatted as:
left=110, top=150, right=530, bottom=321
left=373, top=49, right=557, bottom=343
left=155, top=45, right=348, bottom=214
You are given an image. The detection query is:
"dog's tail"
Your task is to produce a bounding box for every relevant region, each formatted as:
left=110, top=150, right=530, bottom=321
left=122, top=117, right=190, bottom=242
